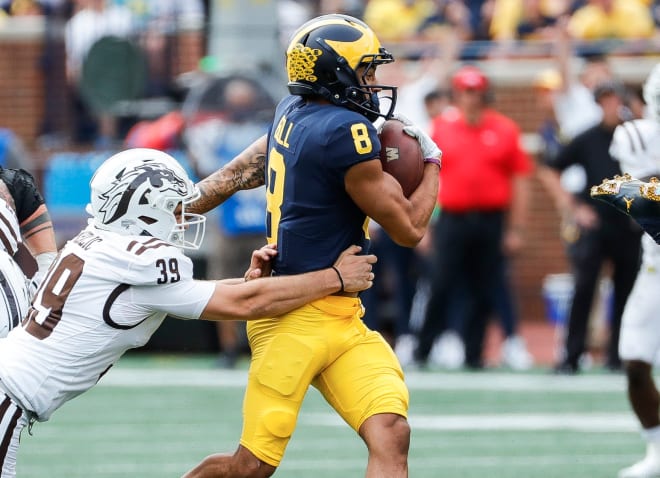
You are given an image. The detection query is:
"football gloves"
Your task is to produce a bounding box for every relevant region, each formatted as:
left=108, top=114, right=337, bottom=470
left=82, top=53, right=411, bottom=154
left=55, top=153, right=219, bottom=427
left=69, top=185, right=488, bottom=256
left=391, top=114, right=442, bottom=160
left=590, top=173, right=660, bottom=244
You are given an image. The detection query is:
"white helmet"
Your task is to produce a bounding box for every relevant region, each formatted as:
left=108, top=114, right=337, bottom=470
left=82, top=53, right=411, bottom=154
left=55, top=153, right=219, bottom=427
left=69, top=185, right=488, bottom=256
left=86, top=148, right=206, bottom=250
left=643, top=63, right=660, bottom=122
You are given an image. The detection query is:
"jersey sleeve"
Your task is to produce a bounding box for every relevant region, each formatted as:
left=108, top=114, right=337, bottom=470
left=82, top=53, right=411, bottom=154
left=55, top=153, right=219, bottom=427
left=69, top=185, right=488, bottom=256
left=119, top=241, right=196, bottom=287
left=325, top=111, right=381, bottom=171
left=129, top=279, right=215, bottom=319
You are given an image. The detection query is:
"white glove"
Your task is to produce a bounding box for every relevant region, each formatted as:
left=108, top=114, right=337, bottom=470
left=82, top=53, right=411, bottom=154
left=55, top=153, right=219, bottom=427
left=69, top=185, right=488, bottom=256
left=391, top=113, right=413, bottom=126
left=402, top=124, right=442, bottom=160
left=390, top=113, right=442, bottom=160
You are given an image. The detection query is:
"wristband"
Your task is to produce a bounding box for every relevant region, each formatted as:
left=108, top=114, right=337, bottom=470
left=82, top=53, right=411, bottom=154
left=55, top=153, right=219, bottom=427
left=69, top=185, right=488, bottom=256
left=331, top=265, right=345, bottom=292
left=424, top=157, right=442, bottom=168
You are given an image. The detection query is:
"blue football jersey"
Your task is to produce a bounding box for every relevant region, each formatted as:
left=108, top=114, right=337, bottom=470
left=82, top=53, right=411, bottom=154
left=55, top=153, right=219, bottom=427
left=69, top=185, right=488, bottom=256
left=265, top=95, right=381, bottom=275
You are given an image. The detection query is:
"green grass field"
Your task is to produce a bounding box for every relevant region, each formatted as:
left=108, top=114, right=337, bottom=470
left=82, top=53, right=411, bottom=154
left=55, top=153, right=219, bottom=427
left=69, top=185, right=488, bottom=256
left=15, top=354, right=645, bottom=477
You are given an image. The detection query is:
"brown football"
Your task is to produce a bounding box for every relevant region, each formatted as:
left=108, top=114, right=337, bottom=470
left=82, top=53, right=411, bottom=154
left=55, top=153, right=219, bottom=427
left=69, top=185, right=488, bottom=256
left=378, top=119, right=424, bottom=197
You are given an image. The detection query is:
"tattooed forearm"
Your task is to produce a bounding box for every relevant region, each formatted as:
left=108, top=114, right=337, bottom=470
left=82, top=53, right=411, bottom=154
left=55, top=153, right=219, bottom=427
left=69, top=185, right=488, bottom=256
left=189, top=135, right=267, bottom=214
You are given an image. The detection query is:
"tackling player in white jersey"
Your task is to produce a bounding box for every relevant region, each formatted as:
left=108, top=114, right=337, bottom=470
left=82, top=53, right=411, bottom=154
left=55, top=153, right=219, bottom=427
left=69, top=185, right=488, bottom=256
left=0, top=169, right=57, bottom=338
left=593, top=63, right=660, bottom=478
left=0, top=148, right=376, bottom=478
left=0, top=195, right=30, bottom=337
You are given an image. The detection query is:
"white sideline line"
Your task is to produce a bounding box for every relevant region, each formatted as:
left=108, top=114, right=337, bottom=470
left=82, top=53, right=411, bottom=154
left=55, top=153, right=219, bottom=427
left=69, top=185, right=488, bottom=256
left=301, top=411, right=638, bottom=432
left=100, top=367, right=628, bottom=392
left=283, top=453, right=636, bottom=469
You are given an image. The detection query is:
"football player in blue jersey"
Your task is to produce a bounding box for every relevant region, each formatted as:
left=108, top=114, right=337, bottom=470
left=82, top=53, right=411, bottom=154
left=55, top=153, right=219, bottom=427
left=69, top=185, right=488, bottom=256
left=183, top=14, right=442, bottom=478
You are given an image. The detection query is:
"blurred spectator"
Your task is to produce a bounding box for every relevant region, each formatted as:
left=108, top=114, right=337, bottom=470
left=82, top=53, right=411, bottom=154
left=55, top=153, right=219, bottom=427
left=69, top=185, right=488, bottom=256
left=65, top=0, right=134, bottom=82
left=538, top=80, right=642, bottom=374
left=7, top=0, right=42, bottom=16
left=625, top=84, right=647, bottom=120
left=533, top=68, right=563, bottom=165
left=417, top=0, right=473, bottom=41
left=490, top=0, right=569, bottom=41
left=567, top=0, right=655, bottom=40
left=363, top=0, right=435, bottom=41
left=413, top=65, right=533, bottom=369
left=277, top=0, right=313, bottom=48
left=652, top=0, right=660, bottom=27
left=424, top=88, right=452, bottom=122
left=379, top=38, right=459, bottom=131
left=553, top=17, right=612, bottom=141
left=318, top=0, right=366, bottom=17
left=473, top=0, right=497, bottom=39
left=135, top=0, right=204, bottom=99
left=184, top=74, right=274, bottom=368
left=64, top=0, right=136, bottom=145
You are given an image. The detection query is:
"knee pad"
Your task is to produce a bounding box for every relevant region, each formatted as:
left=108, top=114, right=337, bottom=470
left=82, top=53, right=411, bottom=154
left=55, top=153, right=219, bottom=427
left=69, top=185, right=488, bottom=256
left=261, top=409, right=297, bottom=439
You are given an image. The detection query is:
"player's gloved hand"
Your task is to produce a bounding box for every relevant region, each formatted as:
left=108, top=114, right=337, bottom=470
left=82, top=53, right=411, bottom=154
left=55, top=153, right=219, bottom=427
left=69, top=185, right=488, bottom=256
left=403, top=124, right=442, bottom=161
left=391, top=114, right=442, bottom=160
left=391, top=113, right=413, bottom=126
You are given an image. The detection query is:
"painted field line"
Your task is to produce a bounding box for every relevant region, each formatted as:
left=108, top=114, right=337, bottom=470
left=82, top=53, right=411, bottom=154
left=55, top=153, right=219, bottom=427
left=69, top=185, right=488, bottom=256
left=301, top=411, right=638, bottom=432
left=100, top=367, right=628, bottom=392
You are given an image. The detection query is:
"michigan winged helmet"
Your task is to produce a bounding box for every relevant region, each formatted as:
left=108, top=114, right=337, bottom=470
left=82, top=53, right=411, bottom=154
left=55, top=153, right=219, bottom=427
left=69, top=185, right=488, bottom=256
left=285, top=14, right=397, bottom=121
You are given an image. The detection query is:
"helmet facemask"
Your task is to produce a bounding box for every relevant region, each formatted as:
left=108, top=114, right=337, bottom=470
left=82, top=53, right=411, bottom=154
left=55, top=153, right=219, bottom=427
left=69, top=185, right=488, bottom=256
left=151, top=186, right=206, bottom=250
left=344, top=50, right=397, bottom=121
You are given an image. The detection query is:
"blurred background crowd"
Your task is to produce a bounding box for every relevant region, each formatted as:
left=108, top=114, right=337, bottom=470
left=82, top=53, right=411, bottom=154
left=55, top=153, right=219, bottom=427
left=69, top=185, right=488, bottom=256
left=0, top=0, right=659, bottom=372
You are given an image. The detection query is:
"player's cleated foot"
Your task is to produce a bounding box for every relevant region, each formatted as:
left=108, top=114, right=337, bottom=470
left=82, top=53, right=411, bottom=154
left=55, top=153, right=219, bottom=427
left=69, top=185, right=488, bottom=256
left=618, top=454, right=660, bottom=478
left=591, top=174, right=660, bottom=244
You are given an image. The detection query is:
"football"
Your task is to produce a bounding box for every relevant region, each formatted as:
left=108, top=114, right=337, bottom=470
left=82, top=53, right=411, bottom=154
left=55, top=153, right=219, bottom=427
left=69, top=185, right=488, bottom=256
left=378, top=119, right=424, bottom=197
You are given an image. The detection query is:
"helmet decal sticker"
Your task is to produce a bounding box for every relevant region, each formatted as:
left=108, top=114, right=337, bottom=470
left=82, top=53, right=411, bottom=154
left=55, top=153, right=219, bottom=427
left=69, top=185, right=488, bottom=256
left=287, top=44, right=322, bottom=84
left=97, top=162, right=187, bottom=225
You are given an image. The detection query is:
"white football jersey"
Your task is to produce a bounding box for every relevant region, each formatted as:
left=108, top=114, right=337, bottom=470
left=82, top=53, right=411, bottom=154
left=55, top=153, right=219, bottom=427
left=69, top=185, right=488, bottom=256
left=610, top=118, right=660, bottom=266
left=0, top=224, right=215, bottom=421
left=0, top=197, right=29, bottom=339
left=0, top=197, right=21, bottom=256
left=0, top=250, right=30, bottom=338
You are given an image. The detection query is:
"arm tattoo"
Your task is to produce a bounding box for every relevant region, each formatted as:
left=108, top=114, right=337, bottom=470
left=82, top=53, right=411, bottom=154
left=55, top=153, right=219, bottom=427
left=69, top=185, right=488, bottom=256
left=20, top=208, right=52, bottom=236
left=189, top=137, right=267, bottom=214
